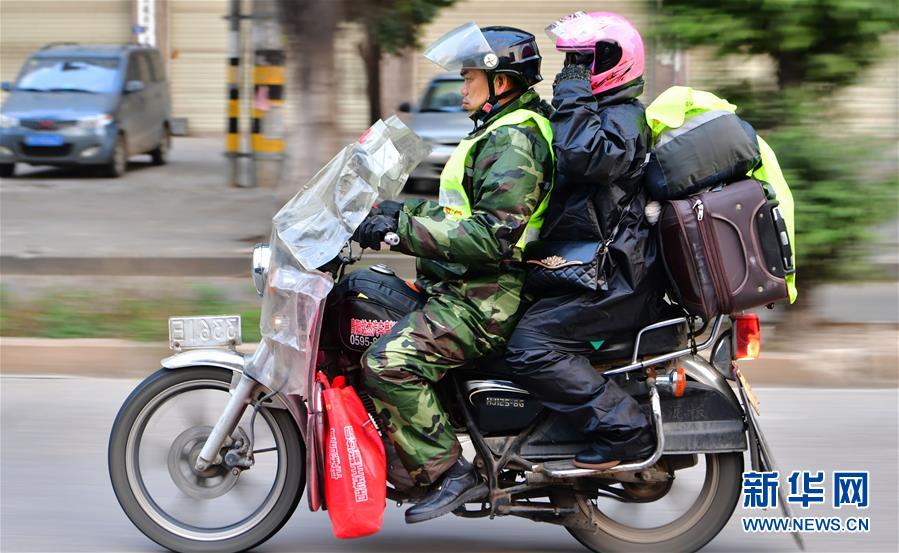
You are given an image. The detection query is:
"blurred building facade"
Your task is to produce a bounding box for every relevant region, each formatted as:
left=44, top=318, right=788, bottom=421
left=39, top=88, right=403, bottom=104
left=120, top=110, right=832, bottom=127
left=1, top=0, right=895, bottom=142
left=0, top=0, right=227, bottom=134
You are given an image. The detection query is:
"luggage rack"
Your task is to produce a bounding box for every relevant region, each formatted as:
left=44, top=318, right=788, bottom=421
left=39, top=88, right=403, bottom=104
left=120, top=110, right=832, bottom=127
left=602, top=315, right=726, bottom=376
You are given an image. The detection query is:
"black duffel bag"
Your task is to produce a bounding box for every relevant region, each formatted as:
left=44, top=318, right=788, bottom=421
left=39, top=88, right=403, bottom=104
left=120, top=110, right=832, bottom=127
left=644, top=111, right=761, bottom=200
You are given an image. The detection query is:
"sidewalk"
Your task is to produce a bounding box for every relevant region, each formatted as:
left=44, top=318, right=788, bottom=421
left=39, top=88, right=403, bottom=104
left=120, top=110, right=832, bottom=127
left=0, top=136, right=422, bottom=277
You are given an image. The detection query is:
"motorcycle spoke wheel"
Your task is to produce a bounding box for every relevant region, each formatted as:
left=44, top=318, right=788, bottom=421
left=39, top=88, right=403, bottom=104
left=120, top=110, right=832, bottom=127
left=566, top=452, right=743, bottom=553
left=109, top=367, right=304, bottom=553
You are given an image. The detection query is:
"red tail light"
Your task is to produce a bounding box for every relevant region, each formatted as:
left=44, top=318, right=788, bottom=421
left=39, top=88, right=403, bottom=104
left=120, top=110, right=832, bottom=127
left=734, top=313, right=761, bottom=360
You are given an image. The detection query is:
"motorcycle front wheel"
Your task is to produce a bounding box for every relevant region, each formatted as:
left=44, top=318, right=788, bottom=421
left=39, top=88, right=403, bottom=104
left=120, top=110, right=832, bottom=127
left=566, top=452, right=743, bottom=553
left=108, top=366, right=305, bottom=553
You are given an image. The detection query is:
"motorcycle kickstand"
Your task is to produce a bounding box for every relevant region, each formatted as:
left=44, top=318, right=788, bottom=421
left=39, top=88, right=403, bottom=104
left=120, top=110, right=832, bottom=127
left=195, top=373, right=257, bottom=471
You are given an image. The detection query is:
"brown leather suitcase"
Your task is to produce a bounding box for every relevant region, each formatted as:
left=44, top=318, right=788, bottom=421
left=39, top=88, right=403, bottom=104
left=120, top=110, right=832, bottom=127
left=658, top=179, right=792, bottom=319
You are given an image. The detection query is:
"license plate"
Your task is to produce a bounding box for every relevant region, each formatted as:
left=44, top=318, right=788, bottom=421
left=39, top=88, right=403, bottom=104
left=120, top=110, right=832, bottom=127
left=24, top=133, right=64, bottom=147
left=735, top=367, right=761, bottom=416
left=168, top=315, right=242, bottom=350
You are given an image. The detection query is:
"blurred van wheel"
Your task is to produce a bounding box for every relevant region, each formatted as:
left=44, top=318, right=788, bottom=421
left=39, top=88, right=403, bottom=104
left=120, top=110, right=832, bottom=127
left=151, top=126, right=170, bottom=165
left=0, top=163, right=14, bottom=178
left=104, top=135, right=128, bottom=178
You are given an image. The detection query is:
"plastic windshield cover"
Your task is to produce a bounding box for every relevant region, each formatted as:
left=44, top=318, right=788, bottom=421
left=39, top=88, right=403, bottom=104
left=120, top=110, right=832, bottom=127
left=244, top=116, right=431, bottom=395
left=424, top=22, right=497, bottom=72
left=544, top=11, right=595, bottom=46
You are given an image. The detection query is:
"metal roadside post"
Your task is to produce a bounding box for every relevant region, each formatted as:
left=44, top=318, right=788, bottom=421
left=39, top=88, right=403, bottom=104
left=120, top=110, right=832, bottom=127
left=250, top=0, right=285, bottom=188
left=225, top=0, right=243, bottom=186
left=225, top=0, right=255, bottom=187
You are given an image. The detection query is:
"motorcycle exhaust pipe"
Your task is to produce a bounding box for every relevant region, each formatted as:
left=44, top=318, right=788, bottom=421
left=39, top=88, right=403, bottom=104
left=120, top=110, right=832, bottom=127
left=195, top=374, right=257, bottom=471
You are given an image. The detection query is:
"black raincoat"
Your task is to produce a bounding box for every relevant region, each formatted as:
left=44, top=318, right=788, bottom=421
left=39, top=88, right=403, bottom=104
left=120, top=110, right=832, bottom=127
left=506, top=77, right=665, bottom=460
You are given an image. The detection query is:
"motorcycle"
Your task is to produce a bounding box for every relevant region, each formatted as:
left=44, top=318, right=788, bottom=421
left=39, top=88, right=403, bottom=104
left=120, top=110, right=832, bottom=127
left=109, top=117, right=796, bottom=553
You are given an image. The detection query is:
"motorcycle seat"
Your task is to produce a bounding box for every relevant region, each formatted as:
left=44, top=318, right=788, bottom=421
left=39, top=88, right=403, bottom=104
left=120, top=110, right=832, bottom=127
left=587, top=320, right=688, bottom=363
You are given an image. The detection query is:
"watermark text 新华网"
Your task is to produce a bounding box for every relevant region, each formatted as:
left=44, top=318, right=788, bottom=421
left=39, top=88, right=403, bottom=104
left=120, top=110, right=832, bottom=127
left=740, top=470, right=870, bottom=533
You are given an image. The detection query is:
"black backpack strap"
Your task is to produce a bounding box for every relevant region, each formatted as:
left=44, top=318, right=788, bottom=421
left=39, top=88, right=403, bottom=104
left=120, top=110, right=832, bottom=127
left=655, top=215, right=687, bottom=309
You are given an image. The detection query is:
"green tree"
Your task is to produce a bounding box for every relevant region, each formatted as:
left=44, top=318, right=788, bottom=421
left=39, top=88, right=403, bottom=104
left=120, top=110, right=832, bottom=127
left=656, top=0, right=899, bottom=287
left=279, top=0, right=343, bottom=199
left=660, top=0, right=897, bottom=90
left=350, top=0, right=457, bottom=123
left=278, top=0, right=455, bottom=197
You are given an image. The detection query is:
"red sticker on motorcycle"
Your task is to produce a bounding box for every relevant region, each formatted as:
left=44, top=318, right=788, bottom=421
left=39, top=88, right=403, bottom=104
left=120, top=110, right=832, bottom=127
left=348, top=318, right=396, bottom=348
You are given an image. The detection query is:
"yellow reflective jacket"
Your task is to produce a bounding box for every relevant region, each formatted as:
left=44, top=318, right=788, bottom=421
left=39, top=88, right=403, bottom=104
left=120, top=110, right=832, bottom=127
left=439, top=107, right=554, bottom=249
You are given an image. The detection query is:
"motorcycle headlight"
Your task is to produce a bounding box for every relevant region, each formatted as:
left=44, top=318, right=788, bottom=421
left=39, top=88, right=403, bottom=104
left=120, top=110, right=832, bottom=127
left=252, top=243, right=271, bottom=296
left=78, top=114, right=113, bottom=129
left=0, top=114, right=20, bottom=129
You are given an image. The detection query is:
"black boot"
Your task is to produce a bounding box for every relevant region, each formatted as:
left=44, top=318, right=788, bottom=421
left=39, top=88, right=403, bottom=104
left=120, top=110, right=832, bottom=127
left=574, top=426, right=657, bottom=470
left=404, top=457, right=487, bottom=524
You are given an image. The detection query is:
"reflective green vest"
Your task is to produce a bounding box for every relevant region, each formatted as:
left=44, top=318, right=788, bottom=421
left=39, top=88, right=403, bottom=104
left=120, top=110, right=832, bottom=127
left=645, top=86, right=798, bottom=303
left=438, top=108, right=554, bottom=249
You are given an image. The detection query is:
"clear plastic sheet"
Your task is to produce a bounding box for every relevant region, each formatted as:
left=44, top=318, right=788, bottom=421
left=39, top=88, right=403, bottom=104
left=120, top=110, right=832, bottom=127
left=244, top=116, right=430, bottom=395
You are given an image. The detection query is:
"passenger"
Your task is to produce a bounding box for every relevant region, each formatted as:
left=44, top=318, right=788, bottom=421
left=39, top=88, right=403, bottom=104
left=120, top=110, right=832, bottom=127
left=506, top=12, right=667, bottom=469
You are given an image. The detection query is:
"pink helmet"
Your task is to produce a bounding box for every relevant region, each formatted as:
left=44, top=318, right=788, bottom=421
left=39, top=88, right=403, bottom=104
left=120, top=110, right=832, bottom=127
left=545, top=11, right=645, bottom=95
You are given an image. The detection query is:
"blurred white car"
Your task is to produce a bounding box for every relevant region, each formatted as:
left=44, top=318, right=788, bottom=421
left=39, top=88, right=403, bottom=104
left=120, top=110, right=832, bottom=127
left=399, top=74, right=471, bottom=192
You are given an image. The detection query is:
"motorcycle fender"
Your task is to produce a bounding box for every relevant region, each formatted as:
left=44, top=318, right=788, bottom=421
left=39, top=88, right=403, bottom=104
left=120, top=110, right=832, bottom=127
left=678, top=355, right=741, bottom=410
left=661, top=356, right=746, bottom=453
left=160, top=349, right=308, bottom=440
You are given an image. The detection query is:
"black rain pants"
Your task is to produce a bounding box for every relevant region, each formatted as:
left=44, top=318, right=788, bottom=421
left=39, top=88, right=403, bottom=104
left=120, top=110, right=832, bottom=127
left=505, top=287, right=662, bottom=459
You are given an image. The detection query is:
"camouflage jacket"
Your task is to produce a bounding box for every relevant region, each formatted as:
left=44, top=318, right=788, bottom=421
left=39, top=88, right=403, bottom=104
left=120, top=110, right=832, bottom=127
left=393, top=90, right=553, bottom=303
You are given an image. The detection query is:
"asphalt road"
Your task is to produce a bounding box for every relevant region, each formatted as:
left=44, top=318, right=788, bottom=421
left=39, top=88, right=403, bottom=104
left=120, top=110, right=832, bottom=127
left=1, top=375, right=896, bottom=553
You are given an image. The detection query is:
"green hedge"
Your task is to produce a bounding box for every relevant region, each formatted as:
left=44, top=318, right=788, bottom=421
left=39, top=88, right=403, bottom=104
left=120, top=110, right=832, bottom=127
left=0, top=286, right=262, bottom=342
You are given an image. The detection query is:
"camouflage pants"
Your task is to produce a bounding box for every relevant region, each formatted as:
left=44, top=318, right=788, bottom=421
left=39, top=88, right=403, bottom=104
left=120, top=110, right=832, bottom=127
left=362, top=275, right=523, bottom=485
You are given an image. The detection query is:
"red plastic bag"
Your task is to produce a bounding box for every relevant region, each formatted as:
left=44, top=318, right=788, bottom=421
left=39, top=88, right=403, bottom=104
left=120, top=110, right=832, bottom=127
left=318, top=372, right=386, bottom=539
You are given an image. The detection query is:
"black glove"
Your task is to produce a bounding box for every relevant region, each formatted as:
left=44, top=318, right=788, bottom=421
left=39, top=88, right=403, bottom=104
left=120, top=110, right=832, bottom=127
left=352, top=214, right=398, bottom=250
left=554, top=64, right=591, bottom=86
left=371, top=200, right=404, bottom=220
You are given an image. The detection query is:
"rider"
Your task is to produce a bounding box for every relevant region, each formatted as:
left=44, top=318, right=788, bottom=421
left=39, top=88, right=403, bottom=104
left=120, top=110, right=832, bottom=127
left=353, top=24, right=554, bottom=523
left=506, top=12, right=665, bottom=470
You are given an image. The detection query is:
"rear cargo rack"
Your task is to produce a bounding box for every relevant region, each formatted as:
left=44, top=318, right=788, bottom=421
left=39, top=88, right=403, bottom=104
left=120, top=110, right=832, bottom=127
left=602, top=315, right=725, bottom=376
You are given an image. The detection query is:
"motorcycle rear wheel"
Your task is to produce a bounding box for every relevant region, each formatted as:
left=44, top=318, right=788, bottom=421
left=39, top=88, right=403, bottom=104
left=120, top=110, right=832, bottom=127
left=567, top=452, right=743, bottom=553
left=108, top=366, right=305, bottom=553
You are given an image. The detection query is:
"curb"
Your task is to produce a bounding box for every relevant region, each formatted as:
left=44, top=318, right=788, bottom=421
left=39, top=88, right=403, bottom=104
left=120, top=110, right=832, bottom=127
left=0, top=256, right=249, bottom=277
left=0, top=337, right=258, bottom=379
left=0, top=253, right=418, bottom=278
left=1, top=337, right=894, bottom=386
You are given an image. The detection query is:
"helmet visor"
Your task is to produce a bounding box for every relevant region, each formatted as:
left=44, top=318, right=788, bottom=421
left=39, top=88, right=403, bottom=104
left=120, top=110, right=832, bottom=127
left=424, top=22, right=497, bottom=72
left=545, top=11, right=597, bottom=47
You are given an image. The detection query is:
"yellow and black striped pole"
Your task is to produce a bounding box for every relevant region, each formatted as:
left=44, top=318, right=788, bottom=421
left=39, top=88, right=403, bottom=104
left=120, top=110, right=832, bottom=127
left=251, top=54, right=285, bottom=156
left=250, top=0, right=284, bottom=188
left=225, top=0, right=242, bottom=186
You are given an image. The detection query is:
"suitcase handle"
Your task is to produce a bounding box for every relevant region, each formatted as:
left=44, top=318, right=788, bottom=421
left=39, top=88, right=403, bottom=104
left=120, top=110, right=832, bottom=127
left=771, top=206, right=795, bottom=275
